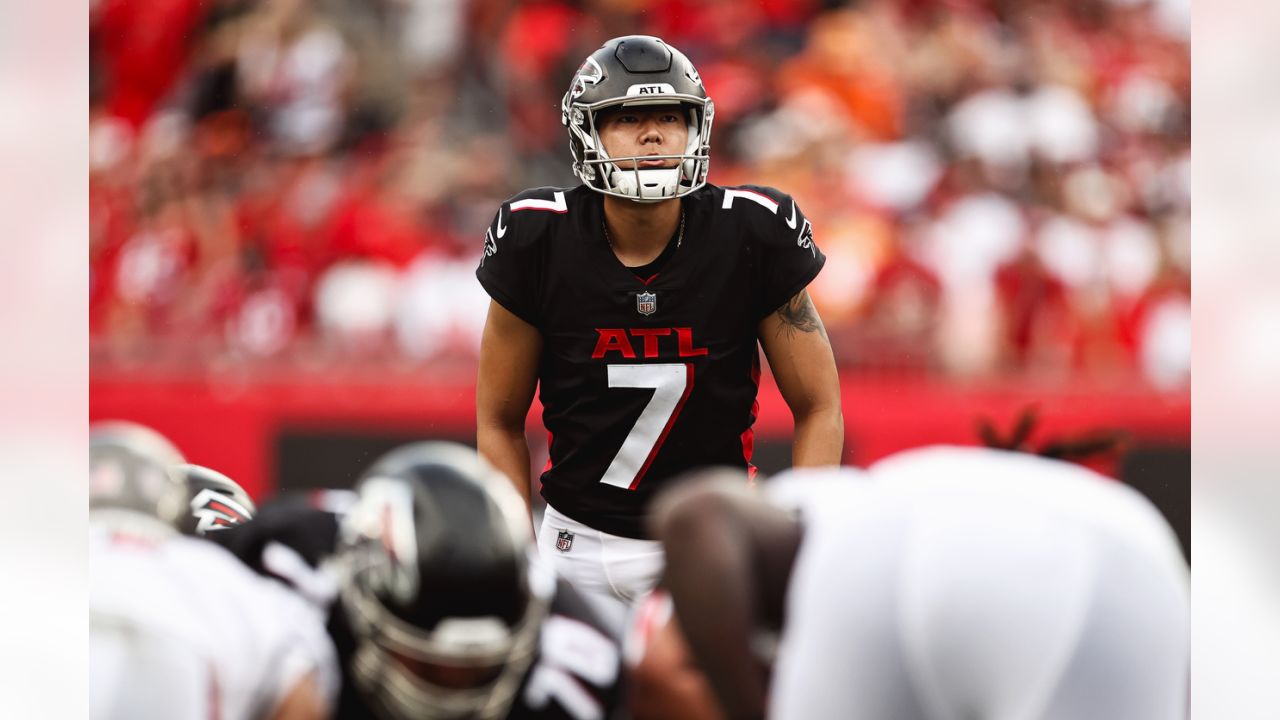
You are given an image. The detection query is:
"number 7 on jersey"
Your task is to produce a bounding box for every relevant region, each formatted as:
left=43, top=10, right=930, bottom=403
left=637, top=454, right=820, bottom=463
left=599, top=363, right=694, bottom=490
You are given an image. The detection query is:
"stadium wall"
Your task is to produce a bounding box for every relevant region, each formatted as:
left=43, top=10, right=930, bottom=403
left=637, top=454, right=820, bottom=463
left=91, top=373, right=1189, bottom=554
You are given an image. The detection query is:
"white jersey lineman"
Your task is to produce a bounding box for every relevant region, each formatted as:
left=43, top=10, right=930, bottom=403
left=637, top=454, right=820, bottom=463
left=90, top=516, right=339, bottom=720
left=766, top=446, right=1189, bottom=720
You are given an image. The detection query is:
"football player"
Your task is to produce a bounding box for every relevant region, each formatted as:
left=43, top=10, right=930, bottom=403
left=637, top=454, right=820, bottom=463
left=476, top=34, right=843, bottom=624
left=623, top=590, right=723, bottom=720
left=216, top=441, right=628, bottom=720
left=650, top=449, right=1189, bottom=720
left=173, top=462, right=257, bottom=536
left=89, top=421, right=336, bottom=720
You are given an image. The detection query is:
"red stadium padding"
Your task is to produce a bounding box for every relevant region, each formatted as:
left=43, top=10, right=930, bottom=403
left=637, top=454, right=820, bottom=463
left=91, top=371, right=1189, bottom=502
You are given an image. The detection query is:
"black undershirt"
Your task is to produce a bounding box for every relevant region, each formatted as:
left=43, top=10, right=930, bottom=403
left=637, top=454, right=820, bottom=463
left=624, top=224, right=681, bottom=280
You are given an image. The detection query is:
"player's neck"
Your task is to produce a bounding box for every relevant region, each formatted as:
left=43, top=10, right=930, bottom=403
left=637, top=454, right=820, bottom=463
left=602, top=196, right=681, bottom=267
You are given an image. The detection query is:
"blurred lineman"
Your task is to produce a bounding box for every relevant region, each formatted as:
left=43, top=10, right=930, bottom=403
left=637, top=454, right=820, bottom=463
left=624, top=590, right=725, bottom=720
left=89, top=421, right=336, bottom=720
left=652, top=447, right=1189, bottom=720
left=216, top=442, right=627, bottom=720
left=476, top=35, right=842, bottom=623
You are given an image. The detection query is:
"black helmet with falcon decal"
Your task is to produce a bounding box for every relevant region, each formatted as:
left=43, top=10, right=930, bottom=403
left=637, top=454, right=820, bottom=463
left=337, top=441, right=554, bottom=720
left=175, top=463, right=257, bottom=536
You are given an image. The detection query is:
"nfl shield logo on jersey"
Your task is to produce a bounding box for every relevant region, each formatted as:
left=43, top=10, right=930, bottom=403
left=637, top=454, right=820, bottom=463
left=556, top=529, right=575, bottom=552
left=636, top=291, right=657, bottom=316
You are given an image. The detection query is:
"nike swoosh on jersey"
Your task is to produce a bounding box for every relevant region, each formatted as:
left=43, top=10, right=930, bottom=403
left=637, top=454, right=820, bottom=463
left=496, top=210, right=508, bottom=238
left=785, top=201, right=798, bottom=229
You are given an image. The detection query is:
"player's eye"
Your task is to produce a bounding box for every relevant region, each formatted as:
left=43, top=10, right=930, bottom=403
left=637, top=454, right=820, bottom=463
left=662, top=114, right=681, bottom=123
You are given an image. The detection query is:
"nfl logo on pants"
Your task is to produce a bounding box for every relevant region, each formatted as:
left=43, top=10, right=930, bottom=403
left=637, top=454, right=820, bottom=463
left=556, top=529, right=574, bottom=552
left=636, top=291, right=657, bottom=316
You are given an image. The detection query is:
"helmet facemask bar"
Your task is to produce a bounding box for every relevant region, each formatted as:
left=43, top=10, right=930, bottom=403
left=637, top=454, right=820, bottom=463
left=564, top=94, right=714, bottom=203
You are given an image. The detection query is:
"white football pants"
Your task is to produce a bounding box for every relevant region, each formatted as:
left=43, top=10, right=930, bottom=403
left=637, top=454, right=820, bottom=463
left=536, top=504, right=664, bottom=635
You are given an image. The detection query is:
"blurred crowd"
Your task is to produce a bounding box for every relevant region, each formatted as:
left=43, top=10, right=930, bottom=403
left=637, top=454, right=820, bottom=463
left=90, top=0, right=1189, bottom=389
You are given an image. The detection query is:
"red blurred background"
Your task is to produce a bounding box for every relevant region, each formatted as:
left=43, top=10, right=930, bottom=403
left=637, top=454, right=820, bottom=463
left=89, top=0, right=1189, bottom=546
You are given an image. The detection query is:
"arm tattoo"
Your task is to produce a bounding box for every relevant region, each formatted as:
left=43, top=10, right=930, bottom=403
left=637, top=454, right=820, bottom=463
left=774, top=291, right=828, bottom=340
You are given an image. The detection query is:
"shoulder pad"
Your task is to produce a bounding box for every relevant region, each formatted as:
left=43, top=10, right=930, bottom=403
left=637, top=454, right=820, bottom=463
left=719, top=185, right=792, bottom=214
left=504, top=186, right=574, bottom=214
left=483, top=186, right=577, bottom=260
left=721, top=185, right=809, bottom=242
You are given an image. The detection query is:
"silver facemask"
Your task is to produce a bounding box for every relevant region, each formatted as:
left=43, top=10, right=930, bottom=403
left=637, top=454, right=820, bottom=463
left=562, top=95, right=715, bottom=203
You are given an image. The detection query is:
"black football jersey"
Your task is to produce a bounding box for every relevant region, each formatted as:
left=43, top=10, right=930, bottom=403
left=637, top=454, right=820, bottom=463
left=216, top=492, right=627, bottom=720
left=476, top=183, right=825, bottom=537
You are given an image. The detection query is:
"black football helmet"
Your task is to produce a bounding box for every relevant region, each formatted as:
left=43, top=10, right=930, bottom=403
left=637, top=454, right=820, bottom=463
left=336, top=442, right=553, bottom=720
left=175, top=463, right=257, bottom=536
left=561, top=35, right=714, bottom=202
left=89, top=420, right=187, bottom=528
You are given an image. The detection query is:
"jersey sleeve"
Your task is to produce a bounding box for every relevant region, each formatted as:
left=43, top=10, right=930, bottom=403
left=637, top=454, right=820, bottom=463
left=169, top=537, right=341, bottom=719
left=736, top=185, right=826, bottom=321
left=241, top=567, right=343, bottom=715
left=475, top=189, right=559, bottom=328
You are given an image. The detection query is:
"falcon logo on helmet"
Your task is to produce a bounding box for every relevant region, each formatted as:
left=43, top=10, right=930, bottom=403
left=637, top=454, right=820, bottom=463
left=570, top=56, right=605, bottom=100
left=561, top=35, right=715, bottom=203
left=190, top=488, right=254, bottom=534
left=174, top=463, right=258, bottom=536
left=685, top=62, right=702, bottom=87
